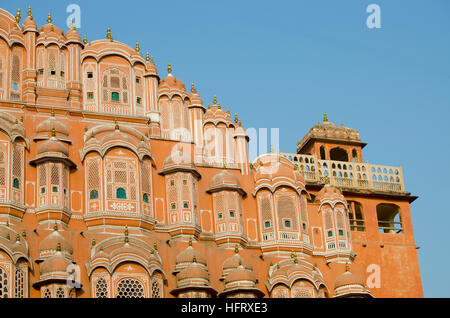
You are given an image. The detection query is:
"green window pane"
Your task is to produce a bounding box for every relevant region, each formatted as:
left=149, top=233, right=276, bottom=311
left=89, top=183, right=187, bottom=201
left=116, top=187, right=126, bottom=199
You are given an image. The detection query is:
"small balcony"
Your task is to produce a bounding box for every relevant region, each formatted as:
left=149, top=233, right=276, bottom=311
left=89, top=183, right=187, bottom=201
left=280, top=153, right=405, bottom=193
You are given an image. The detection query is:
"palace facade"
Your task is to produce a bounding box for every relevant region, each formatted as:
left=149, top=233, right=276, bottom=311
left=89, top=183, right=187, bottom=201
left=0, top=7, right=422, bottom=298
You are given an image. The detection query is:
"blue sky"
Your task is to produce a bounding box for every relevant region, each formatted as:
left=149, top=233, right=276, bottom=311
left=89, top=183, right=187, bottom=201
left=5, top=0, right=450, bottom=297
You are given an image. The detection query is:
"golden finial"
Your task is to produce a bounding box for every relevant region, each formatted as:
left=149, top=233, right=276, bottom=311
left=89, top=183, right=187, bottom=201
left=150, top=56, right=155, bottom=64
left=28, top=6, right=32, bottom=19
left=218, top=103, right=221, bottom=109
left=83, top=34, right=87, bottom=45
left=15, top=118, right=19, bottom=124
left=16, top=8, right=21, bottom=23
left=114, top=119, right=119, bottom=130
left=290, top=251, right=295, bottom=259
left=238, top=119, right=242, bottom=126
left=6, top=233, right=10, bottom=240
left=51, top=109, right=55, bottom=117
left=92, top=238, right=96, bottom=246
left=193, top=255, right=197, bottom=263
left=188, top=237, right=192, bottom=247
left=345, top=262, right=350, bottom=272
left=294, top=256, right=298, bottom=264
left=51, top=127, right=56, bottom=137
left=47, top=12, right=52, bottom=24
left=168, top=63, right=172, bottom=74
left=153, top=242, right=157, bottom=251
left=325, top=175, right=330, bottom=184
left=56, top=242, right=61, bottom=252
left=16, top=233, right=20, bottom=242
left=270, top=144, right=274, bottom=153
left=323, top=113, right=328, bottom=122
left=234, top=244, right=239, bottom=254
left=89, top=40, right=91, bottom=46
left=22, top=230, right=26, bottom=238
left=227, top=108, right=230, bottom=114
left=213, top=95, right=217, bottom=105
left=234, top=113, right=238, bottom=124
left=146, top=52, right=150, bottom=62
left=70, top=18, right=75, bottom=30
left=53, top=222, right=58, bottom=231
left=341, top=122, right=344, bottom=127
left=191, top=83, right=195, bottom=93
left=106, top=27, right=112, bottom=41
left=135, top=41, right=140, bottom=52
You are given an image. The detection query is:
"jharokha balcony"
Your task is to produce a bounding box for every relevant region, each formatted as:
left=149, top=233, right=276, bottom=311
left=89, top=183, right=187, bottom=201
left=280, top=152, right=405, bottom=194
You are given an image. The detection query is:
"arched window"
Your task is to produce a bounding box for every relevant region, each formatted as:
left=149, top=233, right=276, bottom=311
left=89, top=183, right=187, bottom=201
left=12, top=178, right=19, bottom=189
left=377, top=203, right=403, bottom=234
left=143, top=193, right=149, bottom=203
left=329, top=147, right=348, bottom=162
left=14, top=267, right=25, bottom=298
left=151, top=279, right=162, bottom=298
left=320, top=146, right=326, bottom=160
left=116, top=278, right=144, bottom=298
left=10, top=54, right=20, bottom=100
left=101, top=68, right=129, bottom=113
left=116, top=187, right=126, bottom=199
left=111, top=92, right=120, bottom=101
left=95, top=278, right=109, bottom=298
left=348, top=201, right=365, bottom=231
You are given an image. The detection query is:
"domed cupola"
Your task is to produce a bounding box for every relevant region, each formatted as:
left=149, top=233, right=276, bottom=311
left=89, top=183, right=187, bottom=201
left=317, top=184, right=346, bottom=207
left=144, top=52, right=158, bottom=77
left=207, top=170, right=246, bottom=196
left=203, top=95, right=234, bottom=127
left=173, top=239, right=207, bottom=274
left=65, top=20, right=82, bottom=46
left=158, top=63, right=186, bottom=93
left=37, top=13, right=65, bottom=45
left=38, top=223, right=73, bottom=260
left=35, top=111, right=70, bottom=139
left=218, top=246, right=264, bottom=298
left=333, top=264, right=372, bottom=298
left=171, top=240, right=216, bottom=298
left=189, top=83, right=204, bottom=109
left=22, top=6, right=37, bottom=33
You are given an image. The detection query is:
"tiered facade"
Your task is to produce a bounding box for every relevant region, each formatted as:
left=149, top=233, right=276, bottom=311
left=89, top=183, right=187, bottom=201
left=0, top=7, right=422, bottom=298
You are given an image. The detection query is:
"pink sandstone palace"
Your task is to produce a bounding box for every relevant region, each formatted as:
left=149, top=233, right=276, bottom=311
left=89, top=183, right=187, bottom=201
left=0, top=7, right=422, bottom=298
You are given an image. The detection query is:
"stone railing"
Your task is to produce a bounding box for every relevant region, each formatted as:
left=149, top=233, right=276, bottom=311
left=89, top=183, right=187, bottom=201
left=280, top=153, right=405, bottom=193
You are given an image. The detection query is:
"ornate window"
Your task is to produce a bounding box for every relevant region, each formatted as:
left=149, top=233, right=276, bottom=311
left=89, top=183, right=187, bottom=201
left=90, top=190, right=99, bottom=199
left=95, top=278, right=109, bottom=298
left=0, top=142, right=7, bottom=198
left=0, top=266, right=8, bottom=298
left=10, top=54, right=20, bottom=100
left=151, top=280, right=162, bottom=298
left=102, top=68, right=129, bottom=105
left=43, top=288, right=52, bottom=298
left=116, top=278, right=144, bottom=298
left=55, top=287, right=66, bottom=298
left=106, top=159, right=137, bottom=202
left=116, top=187, right=126, bottom=199
left=14, top=267, right=25, bottom=298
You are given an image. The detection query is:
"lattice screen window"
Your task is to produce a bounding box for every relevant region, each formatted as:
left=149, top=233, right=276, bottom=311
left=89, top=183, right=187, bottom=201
left=11, top=55, right=20, bottom=93
left=276, top=195, right=298, bottom=231
left=95, top=278, right=108, bottom=298
left=261, top=196, right=273, bottom=231
left=43, top=288, right=51, bottom=298
left=14, top=267, right=25, bottom=298
left=324, top=209, right=334, bottom=239
left=337, top=210, right=345, bottom=238
left=11, top=144, right=23, bottom=190
left=167, top=177, right=178, bottom=215
left=292, top=286, right=314, bottom=298
left=0, top=143, right=6, bottom=187
left=55, top=287, right=65, bottom=298
left=116, top=278, right=144, bottom=298
left=141, top=161, right=152, bottom=204
left=87, top=159, right=100, bottom=200
left=214, top=192, right=224, bottom=231
left=0, top=266, right=8, bottom=298
left=102, top=68, right=129, bottom=105
left=300, top=195, right=309, bottom=234
left=0, top=57, right=3, bottom=98
left=51, top=163, right=60, bottom=193
left=135, top=73, right=143, bottom=105
left=151, top=279, right=162, bottom=298
left=39, top=165, right=47, bottom=194
left=105, top=159, right=137, bottom=201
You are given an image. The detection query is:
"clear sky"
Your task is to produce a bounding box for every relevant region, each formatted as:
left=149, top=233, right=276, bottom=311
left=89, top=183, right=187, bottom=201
left=4, top=0, right=450, bottom=297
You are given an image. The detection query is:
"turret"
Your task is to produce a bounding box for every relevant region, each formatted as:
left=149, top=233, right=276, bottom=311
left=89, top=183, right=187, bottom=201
left=22, top=6, right=38, bottom=103
left=65, top=19, right=83, bottom=108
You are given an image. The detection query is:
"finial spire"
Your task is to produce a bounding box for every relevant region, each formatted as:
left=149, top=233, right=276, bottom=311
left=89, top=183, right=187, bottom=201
left=114, top=119, right=119, bottom=130
left=188, top=237, right=192, bottom=247
left=16, top=8, right=21, bottom=23
left=51, top=128, right=56, bottom=137
left=28, top=6, right=32, bottom=19
left=168, top=62, right=172, bottom=74
left=135, top=41, right=140, bottom=52
left=107, top=27, right=112, bottom=41
left=53, top=222, right=58, bottom=231
left=345, top=262, right=350, bottom=272
left=83, top=34, right=87, bottom=45
left=56, top=242, right=61, bottom=252
left=150, top=56, right=155, bottom=64
left=191, top=83, right=195, bottom=93
left=47, top=12, right=52, bottom=24
left=235, top=113, right=238, bottom=124
left=323, top=112, right=328, bottom=122
left=146, top=52, right=150, bottom=62
left=213, top=95, right=217, bottom=105
left=239, top=119, right=242, bottom=127
left=234, top=244, right=239, bottom=254
left=70, top=18, right=75, bottom=30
